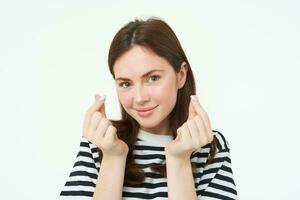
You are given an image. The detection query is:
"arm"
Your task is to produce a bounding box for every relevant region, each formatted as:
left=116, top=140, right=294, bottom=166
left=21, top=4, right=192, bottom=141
left=165, top=156, right=198, bottom=200
left=59, top=136, right=99, bottom=199
left=60, top=95, right=128, bottom=199
left=195, top=131, right=238, bottom=200
left=165, top=131, right=238, bottom=200
left=59, top=136, right=127, bottom=200
left=92, top=155, right=127, bottom=200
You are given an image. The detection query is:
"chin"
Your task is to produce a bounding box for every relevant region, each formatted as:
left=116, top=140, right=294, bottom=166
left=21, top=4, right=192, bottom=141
left=133, top=113, right=161, bottom=127
left=135, top=115, right=156, bottom=125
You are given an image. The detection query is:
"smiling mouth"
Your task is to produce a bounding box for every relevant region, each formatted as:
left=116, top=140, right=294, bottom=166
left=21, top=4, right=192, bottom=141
left=136, top=105, right=158, bottom=117
left=136, top=105, right=158, bottom=112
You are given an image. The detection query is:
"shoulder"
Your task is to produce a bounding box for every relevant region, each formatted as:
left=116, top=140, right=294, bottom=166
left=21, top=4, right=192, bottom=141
left=212, top=129, right=230, bottom=152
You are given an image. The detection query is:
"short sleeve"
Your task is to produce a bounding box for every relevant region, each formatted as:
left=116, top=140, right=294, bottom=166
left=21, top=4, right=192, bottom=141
left=59, top=136, right=100, bottom=200
left=193, top=130, right=238, bottom=200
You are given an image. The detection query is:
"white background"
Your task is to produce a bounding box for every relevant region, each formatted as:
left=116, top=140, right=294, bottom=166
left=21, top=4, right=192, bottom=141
left=0, top=0, right=299, bottom=199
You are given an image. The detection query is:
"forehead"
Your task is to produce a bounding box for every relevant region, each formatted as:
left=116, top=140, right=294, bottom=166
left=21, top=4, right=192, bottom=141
left=113, top=45, right=172, bottom=79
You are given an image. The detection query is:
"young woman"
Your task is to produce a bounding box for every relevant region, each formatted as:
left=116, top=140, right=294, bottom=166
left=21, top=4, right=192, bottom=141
left=59, top=17, right=238, bottom=200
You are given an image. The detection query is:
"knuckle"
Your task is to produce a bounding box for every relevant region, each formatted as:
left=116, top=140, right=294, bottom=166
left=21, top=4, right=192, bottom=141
left=188, top=120, right=196, bottom=128
left=89, top=111, right=97, bottom=118
left=203, top=111, right=209, bottom=119
left=108, top=125, right=117, bottom=132
left=84, top=110, right=91, bottom=117
left=101, top=117, right=108, bottom=123
left=203, top=110, right=208, bottom=116
left=102, top=118, right=111, bottom=126
left=195, top=115, right=201, bottom=121
left=94, top=111, right=102, bottom=117
left=186, top=120, right=192, bottom=126
left=87, top=126, right=94, bottom=134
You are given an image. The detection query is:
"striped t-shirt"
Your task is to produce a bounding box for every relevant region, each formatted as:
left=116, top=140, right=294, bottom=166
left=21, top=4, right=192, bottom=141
left=59, top=129, right=238, bottom=199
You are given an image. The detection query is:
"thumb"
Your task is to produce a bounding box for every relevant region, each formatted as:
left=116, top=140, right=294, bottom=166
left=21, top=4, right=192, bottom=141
left=175, top=128, right=182, bottom=141
left=188, top=95, right=197, bottom=120
left=95, top=94, right=107, bottom=118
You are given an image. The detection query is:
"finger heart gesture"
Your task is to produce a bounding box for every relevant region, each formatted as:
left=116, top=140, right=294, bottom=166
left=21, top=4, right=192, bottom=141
left=165, top=95, right=214, bottom=159
left=82, top=94, right=129, bottom=158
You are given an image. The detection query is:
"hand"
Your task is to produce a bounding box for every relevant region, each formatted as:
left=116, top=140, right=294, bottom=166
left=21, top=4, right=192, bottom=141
left=165, top=95, right=214, bottom=160
left=82, top=94, right=129, bottom=158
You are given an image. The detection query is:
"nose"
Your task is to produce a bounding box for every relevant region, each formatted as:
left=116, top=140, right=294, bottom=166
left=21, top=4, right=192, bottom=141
left=135, top=85, right=150, bottom=104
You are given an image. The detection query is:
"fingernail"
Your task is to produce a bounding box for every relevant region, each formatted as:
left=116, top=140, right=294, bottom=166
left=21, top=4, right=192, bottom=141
left=100, top=94, right=106, bottom=101
left=94, top=93, right=100, bottom=100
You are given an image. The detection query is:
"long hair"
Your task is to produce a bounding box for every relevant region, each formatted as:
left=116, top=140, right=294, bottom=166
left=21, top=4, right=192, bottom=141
left=97, top=17, right=217, bottom=186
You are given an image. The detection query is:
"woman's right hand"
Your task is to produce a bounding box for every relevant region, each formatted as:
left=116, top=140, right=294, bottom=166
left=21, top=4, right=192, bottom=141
left=82, top=94, right=129, bottom=158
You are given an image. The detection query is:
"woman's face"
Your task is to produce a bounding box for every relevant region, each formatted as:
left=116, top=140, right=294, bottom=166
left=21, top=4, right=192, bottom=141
left=113, top=45, right=187, bottom=135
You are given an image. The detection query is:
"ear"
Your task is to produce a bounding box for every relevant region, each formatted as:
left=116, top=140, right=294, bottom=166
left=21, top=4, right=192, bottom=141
left=177, top=61, right=188, bottom=89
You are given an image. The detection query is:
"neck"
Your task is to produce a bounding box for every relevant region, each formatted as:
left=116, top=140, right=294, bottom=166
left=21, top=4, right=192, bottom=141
left=140, top=116, right=171, bottom=135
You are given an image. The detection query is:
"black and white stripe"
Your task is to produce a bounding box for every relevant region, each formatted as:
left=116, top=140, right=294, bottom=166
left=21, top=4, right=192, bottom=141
left=59, top=130, right=238, bottom=199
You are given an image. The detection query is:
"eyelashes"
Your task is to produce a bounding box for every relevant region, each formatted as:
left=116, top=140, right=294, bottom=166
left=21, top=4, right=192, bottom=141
left=118, top=75, right=161, bottom=88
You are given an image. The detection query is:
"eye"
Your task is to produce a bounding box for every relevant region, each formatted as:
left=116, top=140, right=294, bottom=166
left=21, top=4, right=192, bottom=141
left=148, top=75, right=160, bottom=82
left=119, top=82, right=130, bottom=88
left=118, top=75, right=160, bottom=89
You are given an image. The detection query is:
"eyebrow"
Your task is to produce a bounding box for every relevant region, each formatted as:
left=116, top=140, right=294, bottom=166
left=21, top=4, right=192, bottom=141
left=115, top=69, right=165, bottom=81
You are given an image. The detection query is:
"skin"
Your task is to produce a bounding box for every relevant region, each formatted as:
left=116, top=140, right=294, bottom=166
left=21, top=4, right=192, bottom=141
left=113, top=45, right=187, bottom=135
left=83, top=96, right=128, bottom=200
left=82, top=44, right=214, bottom=199
left=165, top=95, right=214, bottom=200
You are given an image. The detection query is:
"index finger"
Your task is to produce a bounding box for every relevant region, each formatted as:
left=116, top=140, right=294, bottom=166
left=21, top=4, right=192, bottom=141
left=190, top=95, right=212, bottom=131
left=84, top=95, right=106, bottom=124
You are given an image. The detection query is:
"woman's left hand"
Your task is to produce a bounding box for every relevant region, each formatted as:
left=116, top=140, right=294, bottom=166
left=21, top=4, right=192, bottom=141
left=165, top=95, right=214, bottom=160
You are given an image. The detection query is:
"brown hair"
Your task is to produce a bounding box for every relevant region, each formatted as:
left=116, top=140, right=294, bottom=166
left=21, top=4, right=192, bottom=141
left=98, top=16, right=217, bottom=186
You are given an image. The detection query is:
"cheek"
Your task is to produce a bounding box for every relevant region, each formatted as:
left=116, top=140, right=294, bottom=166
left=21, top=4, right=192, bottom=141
left=117, top=90, right=133, bottom=108
left=150, top=87, right=168, bottom=101
left=150, top=81, right=177, bottom=102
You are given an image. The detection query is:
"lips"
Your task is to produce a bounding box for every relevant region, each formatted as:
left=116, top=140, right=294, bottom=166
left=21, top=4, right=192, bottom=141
left=136, top=105, right=158, bottom=117
left=136, top=105, right=157, bottom=112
